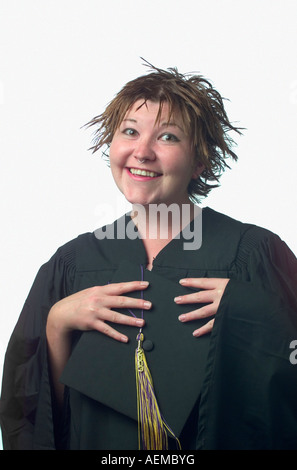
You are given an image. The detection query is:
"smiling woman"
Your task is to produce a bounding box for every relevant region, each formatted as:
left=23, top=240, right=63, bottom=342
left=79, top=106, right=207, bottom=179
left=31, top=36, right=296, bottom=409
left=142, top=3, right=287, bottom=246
left=0, top=61, right=297, bottom=451
left=109, top=100, right=201, bottom=207
left=86, top=61, right=241, bottom=202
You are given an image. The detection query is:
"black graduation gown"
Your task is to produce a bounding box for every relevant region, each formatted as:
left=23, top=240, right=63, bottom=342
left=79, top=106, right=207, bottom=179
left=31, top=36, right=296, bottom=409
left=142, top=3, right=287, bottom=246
left=1, top=207, right=297, bottom=450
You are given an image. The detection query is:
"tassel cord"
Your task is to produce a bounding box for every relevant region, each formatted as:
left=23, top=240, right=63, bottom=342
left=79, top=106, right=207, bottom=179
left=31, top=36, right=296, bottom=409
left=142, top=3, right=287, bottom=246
left=130, top=264, right=181, bottom=451
left=135, top=333, right=181, bottom=450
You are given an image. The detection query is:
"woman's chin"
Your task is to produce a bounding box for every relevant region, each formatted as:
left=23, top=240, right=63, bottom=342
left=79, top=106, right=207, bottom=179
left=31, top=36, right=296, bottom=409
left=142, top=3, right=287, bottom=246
left=127, top=199, right=152, bottom=208
left=123, top=193, right=156, bottom=207
left=122, top=189, right=190, bottom=208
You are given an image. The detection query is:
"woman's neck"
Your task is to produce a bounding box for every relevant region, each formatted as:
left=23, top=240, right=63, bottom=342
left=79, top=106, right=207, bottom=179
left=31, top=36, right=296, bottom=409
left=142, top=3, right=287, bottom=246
left=130, top=202, right=198, bottom=269
left=131, top=202, right=196, bottom=238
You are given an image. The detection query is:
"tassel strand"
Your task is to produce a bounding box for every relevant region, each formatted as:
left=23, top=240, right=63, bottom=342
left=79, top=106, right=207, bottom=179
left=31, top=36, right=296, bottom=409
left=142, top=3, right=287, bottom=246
left=135, top=332, right=181, bottom=450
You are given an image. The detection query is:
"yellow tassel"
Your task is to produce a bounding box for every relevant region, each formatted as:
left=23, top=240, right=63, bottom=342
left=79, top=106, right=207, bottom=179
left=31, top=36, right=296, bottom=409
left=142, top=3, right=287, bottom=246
left=135, top=333, right=181, bottom=450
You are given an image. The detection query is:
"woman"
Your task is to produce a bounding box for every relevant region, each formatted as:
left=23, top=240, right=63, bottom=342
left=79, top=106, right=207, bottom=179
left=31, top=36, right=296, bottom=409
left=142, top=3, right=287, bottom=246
left=1, top=62, right=297, bottom=450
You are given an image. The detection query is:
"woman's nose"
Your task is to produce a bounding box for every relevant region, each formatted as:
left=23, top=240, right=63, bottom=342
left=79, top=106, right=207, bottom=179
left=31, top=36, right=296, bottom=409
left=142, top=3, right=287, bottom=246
left=133, top=138, right=156, bottom=161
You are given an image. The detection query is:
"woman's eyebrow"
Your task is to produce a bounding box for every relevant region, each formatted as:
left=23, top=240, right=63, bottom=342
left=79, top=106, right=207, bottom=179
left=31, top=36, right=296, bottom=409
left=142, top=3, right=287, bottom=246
left=122, top=118, right=137, bottom=124
left=121, top=118, right=184, bottom=132
left=161, top=121, right=184, bottom=131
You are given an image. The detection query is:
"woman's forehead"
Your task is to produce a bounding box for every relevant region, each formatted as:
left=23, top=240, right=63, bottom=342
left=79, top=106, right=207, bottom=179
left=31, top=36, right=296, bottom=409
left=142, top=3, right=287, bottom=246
left=123, top=99, right=185, bottom=128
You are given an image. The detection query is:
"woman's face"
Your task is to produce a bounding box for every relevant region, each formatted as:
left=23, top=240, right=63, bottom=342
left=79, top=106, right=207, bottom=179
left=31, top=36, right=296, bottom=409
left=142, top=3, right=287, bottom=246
left=109, top=100, right=203, bottom=207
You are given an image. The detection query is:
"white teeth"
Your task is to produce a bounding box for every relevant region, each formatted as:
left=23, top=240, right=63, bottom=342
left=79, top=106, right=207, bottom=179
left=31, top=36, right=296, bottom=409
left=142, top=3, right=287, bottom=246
left=129, top=168, right=159, bottom=177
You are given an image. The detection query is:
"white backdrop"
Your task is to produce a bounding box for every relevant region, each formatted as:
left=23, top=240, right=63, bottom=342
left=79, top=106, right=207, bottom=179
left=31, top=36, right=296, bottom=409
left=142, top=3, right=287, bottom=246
left=0, top=0, right=296, bottom=449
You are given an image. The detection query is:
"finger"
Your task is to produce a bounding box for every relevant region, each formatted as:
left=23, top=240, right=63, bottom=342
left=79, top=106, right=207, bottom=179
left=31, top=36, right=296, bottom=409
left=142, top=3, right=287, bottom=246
left=179, top=278, right=219, bottom=290
left=96, top=307, right=145, bottom=328
left=101, top=295, right=152, bottom=311
left=94, top=319, right=131, bottom=343
left=103, top=281, right=150, bottom=295
left=174, top=290, right=214, bottom=305
left=178, top=304, right=215, bottom=322
left=192, top=318, right=215, bottom=337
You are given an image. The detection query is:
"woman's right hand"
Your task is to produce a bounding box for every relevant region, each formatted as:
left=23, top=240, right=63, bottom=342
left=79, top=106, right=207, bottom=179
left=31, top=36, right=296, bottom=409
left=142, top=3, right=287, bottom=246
left=47, top=280, right=151, bottom=343
left=46, top=281, right=151, bottom=407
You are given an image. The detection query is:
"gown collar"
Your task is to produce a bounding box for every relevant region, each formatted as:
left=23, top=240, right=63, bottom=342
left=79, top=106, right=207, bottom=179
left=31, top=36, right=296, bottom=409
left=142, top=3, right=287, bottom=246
left=91, top=206, right=244, bottom=272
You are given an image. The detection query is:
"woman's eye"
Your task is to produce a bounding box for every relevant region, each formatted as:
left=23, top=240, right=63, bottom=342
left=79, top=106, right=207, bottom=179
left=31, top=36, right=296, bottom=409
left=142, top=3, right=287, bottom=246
left=160, top=133, right=180, bottom=142
left=123, top=128, right=137, bottom=137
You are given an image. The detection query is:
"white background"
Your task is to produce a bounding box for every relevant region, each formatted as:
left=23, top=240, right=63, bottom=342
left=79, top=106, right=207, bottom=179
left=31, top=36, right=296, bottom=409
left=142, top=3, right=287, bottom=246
left=0, top=0, right=296, bottom=449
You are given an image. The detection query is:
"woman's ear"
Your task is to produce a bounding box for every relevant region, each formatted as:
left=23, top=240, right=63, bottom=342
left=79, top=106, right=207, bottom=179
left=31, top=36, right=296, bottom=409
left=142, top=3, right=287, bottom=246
left=191, top=161, right=205, bottom=179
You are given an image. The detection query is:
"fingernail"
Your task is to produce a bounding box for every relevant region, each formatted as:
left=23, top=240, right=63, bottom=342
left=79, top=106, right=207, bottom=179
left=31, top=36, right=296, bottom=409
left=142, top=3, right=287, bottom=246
left=179, top=279, right=187, bottom=284
left=140, top=281, right=149, bottom=286
left=143, top=301, right=151, bottom=308
left=193, top=330, right=200, bottom=337
left=179, top=314, right=186, bottom=322
left=136, top=319, right=144, bottom=326
left=174, top=296, right=182, bottom=303
left=121, top=335, right=128, bottom=343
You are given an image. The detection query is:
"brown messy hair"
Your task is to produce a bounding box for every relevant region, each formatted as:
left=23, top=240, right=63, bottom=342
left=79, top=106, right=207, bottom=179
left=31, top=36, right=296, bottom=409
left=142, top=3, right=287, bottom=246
left=85, top=59, right=243, bottom=202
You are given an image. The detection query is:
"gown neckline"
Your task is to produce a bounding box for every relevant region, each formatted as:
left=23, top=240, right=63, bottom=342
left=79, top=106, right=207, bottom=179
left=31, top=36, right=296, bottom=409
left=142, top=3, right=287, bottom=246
left=125, top=206, right=206, bottom=270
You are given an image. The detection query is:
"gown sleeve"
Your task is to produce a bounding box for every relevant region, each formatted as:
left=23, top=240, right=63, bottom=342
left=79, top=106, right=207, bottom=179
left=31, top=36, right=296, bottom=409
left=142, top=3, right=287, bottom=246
left=197, top=228, right=297, bottom=450
left=0, top=245, right=75, bottom=450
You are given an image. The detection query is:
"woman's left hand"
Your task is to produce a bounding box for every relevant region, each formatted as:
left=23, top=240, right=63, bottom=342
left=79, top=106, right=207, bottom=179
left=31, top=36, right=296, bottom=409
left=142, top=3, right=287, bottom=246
left=174, top=278, right=230, bottom=337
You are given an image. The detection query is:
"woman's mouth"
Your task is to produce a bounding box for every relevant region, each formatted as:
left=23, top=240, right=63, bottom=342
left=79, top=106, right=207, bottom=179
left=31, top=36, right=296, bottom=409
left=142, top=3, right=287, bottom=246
left=127, top=168, right=162, bottom=179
